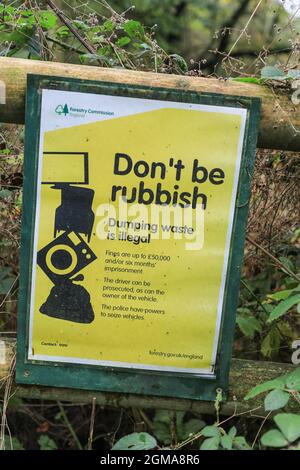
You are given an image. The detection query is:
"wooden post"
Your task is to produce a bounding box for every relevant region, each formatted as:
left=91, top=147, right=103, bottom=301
left=0, top=338, right=297, bottom=416
left=0, top=57, right=299, bottom=151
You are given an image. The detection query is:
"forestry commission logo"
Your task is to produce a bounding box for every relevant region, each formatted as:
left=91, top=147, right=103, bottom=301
left=55, top=104, right=69, bottom=116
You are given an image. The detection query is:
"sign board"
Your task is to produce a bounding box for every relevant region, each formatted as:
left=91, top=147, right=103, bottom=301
left=16, top=75, right=260, bottom=401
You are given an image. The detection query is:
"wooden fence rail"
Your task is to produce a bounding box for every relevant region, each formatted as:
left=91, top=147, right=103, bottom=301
left=0, top=57, right=299, bottom=151
left=0, top=338, right=297, bottom=416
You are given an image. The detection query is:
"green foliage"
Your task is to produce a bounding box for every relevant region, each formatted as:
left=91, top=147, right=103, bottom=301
left=38, top=435, right=58, bottom=450
left=236, top=312, right=262, bottom=339
left=245, top=367, right=300, bottom=402
left=261, top=429, right=288, bottom=448
left=264, top=389, right=290, bottom=411
left=0, top=267, right=16, bottom=295
left=237, top=252, right=300, bottom=359
left=260, top=66, right=300, bottom=81
left=232, top=77, right=262, bottom=84
left=112, top=432, right=157, bottom=450
left=152, top=410, right=205, bottom=445
left=261, top=414, right=300, bottom=449
left=199, top=425, right=251, bottom=451
left=0, top=3, right=182, bottom=73
left=3, top=435, right=24, bottom=450
left=267, top=291, right=300, bottom=322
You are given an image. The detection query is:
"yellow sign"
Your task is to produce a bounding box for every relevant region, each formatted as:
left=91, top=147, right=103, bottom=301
left=28, top=89, right=247, bottom=375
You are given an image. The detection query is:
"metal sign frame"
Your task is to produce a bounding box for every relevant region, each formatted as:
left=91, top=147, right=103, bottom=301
left=16, top=74, right=260, bottom=401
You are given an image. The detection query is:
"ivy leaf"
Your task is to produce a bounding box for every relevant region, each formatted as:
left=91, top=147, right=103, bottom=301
left=274, top=414, right=300, bottom=443
left=200, top=436, right=220, bottom=450
left=264, top=389, right=289, bottom=411
left=112, top=432, right=157, bottom=451
left=244, top=374, right=287, bottom=400
left=285, top=368, right=300, bottom=391
left=267, top=294, right=300, bottom=322
left=261, top=429, right=288, bottom=448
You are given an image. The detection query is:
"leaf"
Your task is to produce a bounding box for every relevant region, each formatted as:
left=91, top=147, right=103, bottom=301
left=228, top=426, right=237, bottom=439
left=0, top=272, right=16, bottom=295
left=169, top=54, right=188, bottom=73
left=116, top=36, right=131, bottom=47
left=181, top=418, right=206, bottom=440
left=200, top=436, right=220, bottom=450
left=152, top=410, right=173, bottom=445
left=152, top=410, right=205, bottom=444
left=232, top=77, right=262, bottom=84
left=39, top=11, right=57, bottom=30
left=123, top=20, right=144, bottom=39
left=38, top=435, right=57, bottom=450
left=261, top=429, right=288, bottom=448
left=221, top=434, right=233, bottom=450
left=267, top=289, right=293, bottom=301
left=201, top=425, right=221, bottom=437
left=236, top=315, right=262, bottom=339
left=261, top=66, right=286, bottom=79
left=287, top=70, right=300, bottom=79
left=56, top=26, right=70, bottom=38
left=274, top=414, right=300, bottom=443
left=245, top=374, right=287, bottom=400
left=112, top=432, right=157, bottom=451
left=261, top=328, right=281, bottom=357
left=279, top=256, right=295, bottom=274
left=268, top=294, right=300, bottom=322
left=102, top=20, right=114, bottom=33
left=4, top=436, right=24, bottom=450
left=285, top=368, right=300, bottom=391
left=264, top=389, right=289, bottom=411
left=232, top=436, right=251, bottom=450
left=0, top=189, right=13, bottom=199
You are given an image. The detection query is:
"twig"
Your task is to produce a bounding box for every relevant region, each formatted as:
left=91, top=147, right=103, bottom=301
left=240, top=278, right=270, bottom=315
left=87, top=397, right=96, bottom=450
left=252, top=410, right=272, bottom=448
left=225, top=0, right=264, bottom=59
left=173, top=405, right=262, bottom=450
left=0, top=351, right=16, bottom=450
left=46, top=35, right=84, bottom=54
left=246, top=236, right=300, bottom=283
left=57, top=401, right=83, bottom=450
left=45, top=0, right=103, bottom=65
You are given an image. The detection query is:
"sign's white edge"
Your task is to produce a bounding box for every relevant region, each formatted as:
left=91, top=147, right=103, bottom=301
left=28, top=88, right=247, bottom=376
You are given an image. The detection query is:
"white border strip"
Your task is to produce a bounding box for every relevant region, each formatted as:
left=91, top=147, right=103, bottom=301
left=28, top=89, right=247, bottom=375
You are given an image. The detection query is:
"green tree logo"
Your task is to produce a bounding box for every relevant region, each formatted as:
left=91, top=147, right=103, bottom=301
left=55, top=104, right=69, bottom=116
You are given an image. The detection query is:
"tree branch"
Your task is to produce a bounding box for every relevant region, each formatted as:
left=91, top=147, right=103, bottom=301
left=45, top=0, right=103, bottom=65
